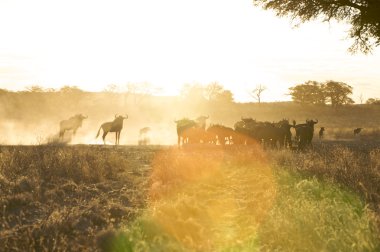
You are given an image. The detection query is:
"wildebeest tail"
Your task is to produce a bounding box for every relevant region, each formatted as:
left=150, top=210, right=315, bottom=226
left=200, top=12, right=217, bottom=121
left=96, top=126, right=102, bottom=138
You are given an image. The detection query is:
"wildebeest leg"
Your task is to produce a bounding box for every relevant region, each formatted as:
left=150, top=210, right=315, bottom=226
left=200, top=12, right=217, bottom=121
left=102, top=132, right=108, bottom=145
left=59, top=130, right=64, bottom=138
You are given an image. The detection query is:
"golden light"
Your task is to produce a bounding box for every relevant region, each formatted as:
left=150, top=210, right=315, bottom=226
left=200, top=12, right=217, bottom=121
left=146, top=145, right=277, bottom=250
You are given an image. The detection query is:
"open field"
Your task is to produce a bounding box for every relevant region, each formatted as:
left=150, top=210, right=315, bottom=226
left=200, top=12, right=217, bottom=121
left=1, top=141, right=379, bottom=251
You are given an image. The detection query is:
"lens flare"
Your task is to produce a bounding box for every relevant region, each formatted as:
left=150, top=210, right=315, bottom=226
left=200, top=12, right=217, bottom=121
left=144, top=144, right=277, bottom=250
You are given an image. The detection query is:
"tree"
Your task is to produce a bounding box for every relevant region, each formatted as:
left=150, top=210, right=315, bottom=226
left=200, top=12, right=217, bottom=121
left=25, top=85, right=45, bottom=92
left=248, top=84, right=266, bottom=103
left=104, top=84, right=121, bottom=93
left=180, top=82, right=234, bottom=103
left=204, top=82, right=225, bottom=101
left=59, top=86, right=83, bottom=93
left=214, top=90, right=234, bottom=103
left=253, top=0, right=380, bottom=53
left=359, top=93, right=364, bottom=104
left=366, top=98, right=380, bottom=105
left=324, top=81, right=354, bottom=107
left=288, top=81, right=325, bottom=104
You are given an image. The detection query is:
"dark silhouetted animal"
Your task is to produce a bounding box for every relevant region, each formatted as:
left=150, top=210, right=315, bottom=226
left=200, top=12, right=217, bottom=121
left=319, top=127, right=325, bottom=140
left=294, top=119, right=318, bottom=149
left=354, top=128, right=362, bottom=136
left=207, top=124, right=235, bottom=145
left=174, top=118, right=197, bottom=146
left=59, top=114, right=88, bottom=138
left=96, top=114, right=128, bottom=145
left=175, top=116, right=209, bottom=147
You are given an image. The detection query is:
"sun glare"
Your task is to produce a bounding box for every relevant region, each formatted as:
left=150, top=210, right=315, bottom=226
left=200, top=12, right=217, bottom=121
left=1, top=0, right=379, bottom=102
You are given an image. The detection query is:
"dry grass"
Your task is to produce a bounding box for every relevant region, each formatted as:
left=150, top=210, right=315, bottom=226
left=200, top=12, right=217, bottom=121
left=0, top=143, right=379, bottom=251
left=0, top=145, right=159, bottom=251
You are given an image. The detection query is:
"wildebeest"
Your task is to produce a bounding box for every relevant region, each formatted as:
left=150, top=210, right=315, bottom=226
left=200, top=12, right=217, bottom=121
left=96, top=114, right=128, bottom=145
left=174, top=118, right=197, bottom=146
left=138, top=127, right=151, bottom=145
left=175, top=116, right=209, bottom=146
left=319, top=127, right=325, bottom=140
left=294, top=119, right=318, bottom=149
left=195, top=115, right=209, bottom=130
left=253, top=121, right=292, bottom=149
left=206, top=124, right=235, bottom=145
left=234, top=117, right=259, bottom=145
left=59, top=114, right=88, bottom=139
left=354, top=128, right=363, bottom=136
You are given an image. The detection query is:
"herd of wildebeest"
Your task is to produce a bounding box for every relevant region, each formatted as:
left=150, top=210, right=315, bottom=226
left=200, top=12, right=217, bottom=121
left=58, top=114, right=364, bottom=150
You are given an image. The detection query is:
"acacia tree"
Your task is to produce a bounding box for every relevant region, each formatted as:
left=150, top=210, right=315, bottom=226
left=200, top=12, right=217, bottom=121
left=289, top=80, right=353, bottom=107
left=288, top=81, right=325, bottom=104
left=324, top=81, right=354, bottom=107
left=253, top=0, right=380, bottom=53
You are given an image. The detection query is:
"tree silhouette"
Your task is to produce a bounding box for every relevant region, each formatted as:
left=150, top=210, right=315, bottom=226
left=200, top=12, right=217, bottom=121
left=59, top=86, right=83, bottom=93
left=288, top=81, right=325, bottom=104
left=324, top=81, right=354, bottom=107
left=253, top=0, right=380, bottom=53
left=366, top=98, right=380, bottom=105
left=249, top=84, right=266, bottom=103
left=289, top=80, right=353, bottom=107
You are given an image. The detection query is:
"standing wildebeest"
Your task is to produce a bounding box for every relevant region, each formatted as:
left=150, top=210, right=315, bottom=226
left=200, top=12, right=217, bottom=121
left=174, top=118, right=197, bottom=146
left=319, top=127, right=325, bottom=140
left=59, top=114, right=88, bottom=139
left=294, top=119, right=318, bottom=149
left=354, top=128, right=363, bottom=136
left=206, top=124, right=235, bottom=145
left=96, top=114, right=128, bottom=145
left=175, top=116, right=209, bottom=146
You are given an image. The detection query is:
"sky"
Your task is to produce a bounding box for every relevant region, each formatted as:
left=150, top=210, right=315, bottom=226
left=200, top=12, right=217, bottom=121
left=0, top=0, right=379, bottom=102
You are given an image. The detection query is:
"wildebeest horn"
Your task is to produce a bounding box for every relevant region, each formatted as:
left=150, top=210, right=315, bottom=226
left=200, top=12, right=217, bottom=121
left=125, top=114, right=128, bottom=119
left=84, top=115, right=88, bottom=119
left=115, top=114, right=118, bottom=118
left=315, top=119, right=318, bottom=123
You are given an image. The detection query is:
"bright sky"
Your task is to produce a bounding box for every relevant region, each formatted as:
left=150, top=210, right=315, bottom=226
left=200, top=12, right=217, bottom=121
left=0, top=0, right=379, bottom=102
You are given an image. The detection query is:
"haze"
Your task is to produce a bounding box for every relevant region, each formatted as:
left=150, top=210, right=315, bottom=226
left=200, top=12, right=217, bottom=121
left=1, top=0, right=380, bottom=102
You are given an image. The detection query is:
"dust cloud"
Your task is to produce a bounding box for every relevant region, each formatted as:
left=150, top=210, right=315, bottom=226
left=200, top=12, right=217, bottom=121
left=0, top=91, right=223, bottom=145
left=1, top=89, right=379, bottom=145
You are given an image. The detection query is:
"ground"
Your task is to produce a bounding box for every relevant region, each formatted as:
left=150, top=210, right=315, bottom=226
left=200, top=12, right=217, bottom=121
left=0, top=142, right=379, bottom=251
